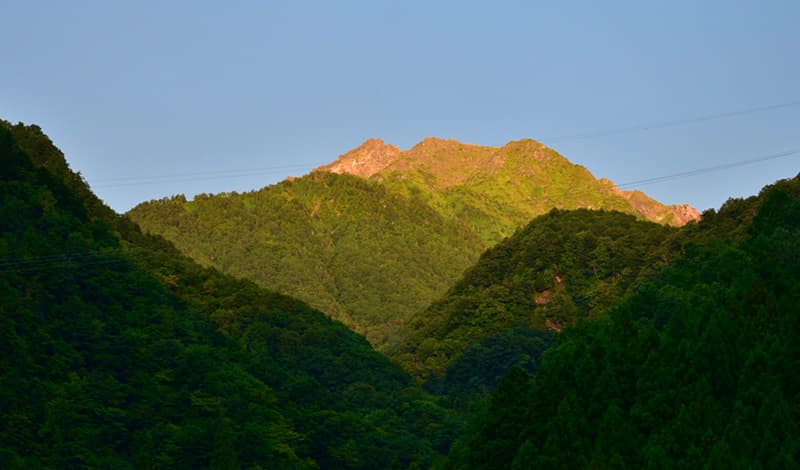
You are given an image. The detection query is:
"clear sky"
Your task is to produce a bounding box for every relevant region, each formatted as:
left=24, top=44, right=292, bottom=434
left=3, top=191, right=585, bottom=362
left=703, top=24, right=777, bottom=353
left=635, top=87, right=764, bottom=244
left=3, top=1, right=798, bottom=213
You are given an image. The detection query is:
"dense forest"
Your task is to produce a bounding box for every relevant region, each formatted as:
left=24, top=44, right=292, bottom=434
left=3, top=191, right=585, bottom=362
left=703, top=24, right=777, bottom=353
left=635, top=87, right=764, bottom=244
left=444, top=176, right=800, bottom=468
left=2, top=121, right=798, bottom=468
left=128, top=172, right=485, bottom=349
left=389, top=210, right=679, bottom=384
left=0, top=123, right=455, bottom=468
left=128, top=137, right=697, bottom=350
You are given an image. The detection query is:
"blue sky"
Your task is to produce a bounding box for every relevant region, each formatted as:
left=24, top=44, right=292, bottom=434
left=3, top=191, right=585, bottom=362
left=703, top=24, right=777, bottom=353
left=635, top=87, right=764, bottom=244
left=3, top=1, right=798, bottom=212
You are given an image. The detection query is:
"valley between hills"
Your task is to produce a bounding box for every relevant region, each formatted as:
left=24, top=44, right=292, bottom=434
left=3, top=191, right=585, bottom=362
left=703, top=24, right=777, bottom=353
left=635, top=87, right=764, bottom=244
left=2, top=121, right=797, bottom=468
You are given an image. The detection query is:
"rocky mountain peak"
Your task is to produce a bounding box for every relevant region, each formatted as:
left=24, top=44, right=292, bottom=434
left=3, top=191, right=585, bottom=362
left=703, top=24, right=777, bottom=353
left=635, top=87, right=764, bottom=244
left=313, top=136, right=702, bottom=227
left=313, top=138, right=401, bottom=179
left=668, top=204, right=703, bottom=224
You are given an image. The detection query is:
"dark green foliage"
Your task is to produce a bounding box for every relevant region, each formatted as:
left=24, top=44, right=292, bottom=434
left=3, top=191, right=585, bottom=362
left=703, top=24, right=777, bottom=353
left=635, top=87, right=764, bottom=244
left=2, top=121, right=122, bottom=225
left=6, top=119, right=800, bottom=468
left=428, top=328, right=552, bottom=400
left=445, top=175, right=800, bottom=468
left=0, top=123, right=450, bottom=468
left=392, top=209, right=676, bottom=381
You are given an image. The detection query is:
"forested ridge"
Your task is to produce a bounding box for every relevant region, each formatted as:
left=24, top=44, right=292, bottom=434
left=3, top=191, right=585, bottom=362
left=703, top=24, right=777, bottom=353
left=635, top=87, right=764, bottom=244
left=129, top=172, right=486, bottom=349
left=2, top=120, right=798, bottom=468
left=0, top=122, right=454, bottom=468
left=389, top=210, right=680, bottom=384
left=128, top=137, right=698, bottom=349
left=444, top=175, right=800, bottom=468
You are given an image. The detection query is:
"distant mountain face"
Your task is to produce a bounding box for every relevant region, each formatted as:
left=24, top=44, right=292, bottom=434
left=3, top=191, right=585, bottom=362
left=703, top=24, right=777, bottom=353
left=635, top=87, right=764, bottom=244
left=129, top=137, right=699, bottom=349
left=317, top=137, right=700, bottom=242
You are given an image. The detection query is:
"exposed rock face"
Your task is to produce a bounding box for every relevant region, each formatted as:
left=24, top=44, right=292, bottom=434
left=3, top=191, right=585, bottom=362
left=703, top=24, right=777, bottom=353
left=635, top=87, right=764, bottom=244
left=667, top=204, right=703, bottom=224
left=620, top=190, right=702, bottom=225
left=381, top=137, right=501, bottom=187
left=313, top=138, right=401, bottom=179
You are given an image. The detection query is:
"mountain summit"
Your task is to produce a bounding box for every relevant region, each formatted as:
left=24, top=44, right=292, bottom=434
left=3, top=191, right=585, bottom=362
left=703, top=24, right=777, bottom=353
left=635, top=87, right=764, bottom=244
left=316, top=137, right=700, bottom=239
left=314, top=138, right=401, bottom=178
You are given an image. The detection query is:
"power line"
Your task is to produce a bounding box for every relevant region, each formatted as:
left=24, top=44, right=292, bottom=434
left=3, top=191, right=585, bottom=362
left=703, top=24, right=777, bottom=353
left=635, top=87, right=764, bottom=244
left=92, top=164, right=315, bottom=189
left=0, top=250, right=101, bottom=268
left=0, top=249, right=138, bottom=273
left=84, top=100, right=800, bottom=190
left=546, top=100, right=800, bottom=143
left=3, top=146, right=800, bottom=273
left=617, top=149, right=800, bottom=189
left=96, top=163, right=313, bottom=182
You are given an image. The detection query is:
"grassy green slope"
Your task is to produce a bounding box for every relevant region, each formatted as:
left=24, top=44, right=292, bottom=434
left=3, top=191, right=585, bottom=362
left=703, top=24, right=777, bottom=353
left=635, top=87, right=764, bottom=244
left=389, top=209, right=679, bottom=381
left=0, top=122, right=452, bottom=469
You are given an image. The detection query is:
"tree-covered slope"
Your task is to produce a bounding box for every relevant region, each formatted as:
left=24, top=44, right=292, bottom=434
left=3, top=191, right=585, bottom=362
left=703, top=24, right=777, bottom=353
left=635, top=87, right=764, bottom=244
left=129, top=137, right=698, bottom=349
left=0, top=122, right=453, bottom=468
left=129, top=171, right=486, bottom=348
left=445, top=176, right=800, bottom=468
left=389, top=210, right=678, bottom=382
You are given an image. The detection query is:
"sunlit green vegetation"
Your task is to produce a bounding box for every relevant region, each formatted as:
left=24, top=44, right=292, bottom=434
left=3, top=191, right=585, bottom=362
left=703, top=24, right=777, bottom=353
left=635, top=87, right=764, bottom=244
left=128, top=138, right=691, bottom=350
left=129, top=172, right=486, bottom=348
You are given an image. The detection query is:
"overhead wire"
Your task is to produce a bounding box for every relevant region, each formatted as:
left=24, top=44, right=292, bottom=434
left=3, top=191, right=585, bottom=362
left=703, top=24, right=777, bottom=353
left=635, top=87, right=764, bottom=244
left=545, top=100, right=800, bottom=143
left=0, top=249, right=142, bottom=274
left=82, top=99, right=800, bottom=190
left=92, top=163, right=315, bottom=188
left=617, top=149, right=800, bottom=189
left=3, top=100, right=799, bottom=272
left=96, top=163, right=313, bottom=182
left=3, top=146, right=800, bottom=272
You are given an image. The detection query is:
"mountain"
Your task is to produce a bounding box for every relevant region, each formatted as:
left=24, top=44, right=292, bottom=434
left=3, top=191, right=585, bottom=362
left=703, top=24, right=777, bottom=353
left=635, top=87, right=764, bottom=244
left=388, top=209, right=680, bottom=383
left=317, top=137, right=699, bottom=242
left=4, top=120, right=797, bottom=468
left=129, top=137, right=699, bottom=348
left=444, top=175, right=800, bottom=468
left=0, top=122, right=452, bottom=468
left=129, top=171, right=486, bottom=347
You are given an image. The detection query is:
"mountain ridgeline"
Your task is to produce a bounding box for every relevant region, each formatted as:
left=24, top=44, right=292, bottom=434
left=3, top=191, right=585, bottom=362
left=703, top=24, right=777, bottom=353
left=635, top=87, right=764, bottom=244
left=129, top=137, right=700, bottom=348
left=318, top=137, right=700, bottom=237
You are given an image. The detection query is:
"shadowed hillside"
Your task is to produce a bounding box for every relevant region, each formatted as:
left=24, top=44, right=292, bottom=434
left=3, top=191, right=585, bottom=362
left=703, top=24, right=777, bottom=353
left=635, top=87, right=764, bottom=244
left=0, top=122, right=453, bottom=469
left=444, top=175, right=800, bottom=468
left=389, top=209, right=679, bottom=382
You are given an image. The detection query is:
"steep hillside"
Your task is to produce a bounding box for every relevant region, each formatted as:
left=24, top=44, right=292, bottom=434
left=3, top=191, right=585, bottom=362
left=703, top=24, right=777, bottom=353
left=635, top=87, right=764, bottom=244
left=389, top=210, right=679, bottom=382
left=130, top=137, right=698, bottom=348
left=0, top=122, right=452, bottom=468
left=445, top=176, right=800, bottom=468
left=130, top=171, right=486, bottom=347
